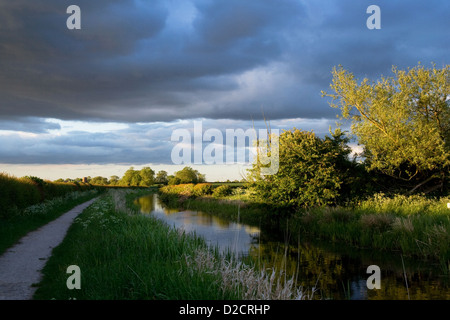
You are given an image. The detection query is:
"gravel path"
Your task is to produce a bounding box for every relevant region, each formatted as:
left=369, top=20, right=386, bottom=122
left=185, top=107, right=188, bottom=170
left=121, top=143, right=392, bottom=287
left=0, top=198, right=98, bottom=300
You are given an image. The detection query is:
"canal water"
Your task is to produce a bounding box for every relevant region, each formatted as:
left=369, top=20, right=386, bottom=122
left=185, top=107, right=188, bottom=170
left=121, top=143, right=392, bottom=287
left=135, top=193, right=450, bottom=300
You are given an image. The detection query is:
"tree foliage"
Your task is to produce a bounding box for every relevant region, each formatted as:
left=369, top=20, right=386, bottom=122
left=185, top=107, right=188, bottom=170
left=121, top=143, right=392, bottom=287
left=155, top=170, right=169, bottom=185
left=248, top=128, right=355, bottom=208
left=322, top=63, right=449, bottom=192
left=169, top=167, right=206, bottom=185
left=119, top=167, right=155, bottom=186
left=139, top=167, right=155, bottom=186
left=90, top=176, right=108, bottom=185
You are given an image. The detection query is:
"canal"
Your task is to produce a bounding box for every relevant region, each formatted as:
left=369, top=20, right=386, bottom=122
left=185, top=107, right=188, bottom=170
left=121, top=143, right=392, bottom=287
left=135, top=193, right=450, bottom=300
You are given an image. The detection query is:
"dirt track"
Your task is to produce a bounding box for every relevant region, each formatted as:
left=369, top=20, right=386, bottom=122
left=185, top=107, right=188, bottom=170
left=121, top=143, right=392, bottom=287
left=0, top=198, right=97, bottom=300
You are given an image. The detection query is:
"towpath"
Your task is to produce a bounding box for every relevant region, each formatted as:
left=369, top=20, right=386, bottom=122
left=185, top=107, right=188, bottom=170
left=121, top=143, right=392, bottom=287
left=0, top=198, right=97, bottom=300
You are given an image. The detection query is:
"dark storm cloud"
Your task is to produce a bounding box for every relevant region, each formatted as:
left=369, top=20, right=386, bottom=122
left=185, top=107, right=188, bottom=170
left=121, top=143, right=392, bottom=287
left=0, top=0, right=448, bottom=124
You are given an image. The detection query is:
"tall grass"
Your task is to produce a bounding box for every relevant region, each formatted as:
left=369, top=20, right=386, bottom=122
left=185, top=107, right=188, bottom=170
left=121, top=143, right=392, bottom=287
left=34, top=189, right=308, bottom=300
left=293, top=193, right=450, bottom=262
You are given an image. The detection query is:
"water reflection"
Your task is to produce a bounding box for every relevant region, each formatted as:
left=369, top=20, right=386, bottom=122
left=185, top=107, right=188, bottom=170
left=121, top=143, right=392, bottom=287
left=135, top=193, right=450, bottom=300
left=249, top=241, right=450, bottom=300
left=136, top=193, right=260, bottom=256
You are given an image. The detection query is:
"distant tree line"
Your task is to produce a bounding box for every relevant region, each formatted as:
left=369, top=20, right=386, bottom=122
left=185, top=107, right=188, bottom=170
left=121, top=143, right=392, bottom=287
left=54, top=166, right=206, bottom=187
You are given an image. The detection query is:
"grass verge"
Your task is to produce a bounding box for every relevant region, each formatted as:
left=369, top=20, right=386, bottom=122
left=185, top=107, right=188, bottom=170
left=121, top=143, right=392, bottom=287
left=0, top=189, right=101, bottom=255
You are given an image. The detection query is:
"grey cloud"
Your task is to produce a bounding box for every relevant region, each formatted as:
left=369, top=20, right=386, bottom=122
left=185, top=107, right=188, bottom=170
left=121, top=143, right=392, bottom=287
left=0, top=128, right=169, bottom=165
left=0, top=117, right=341, bottom=165
left=0, top=0, right=448, bottom=125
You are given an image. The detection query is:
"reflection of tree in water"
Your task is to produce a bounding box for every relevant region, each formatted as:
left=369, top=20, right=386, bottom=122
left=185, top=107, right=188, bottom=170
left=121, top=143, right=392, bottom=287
left=248, top=241, right=348, bottom=299
left=134, top=195, right=155, bottom=214
left=247, top=240, right=450, bottom=300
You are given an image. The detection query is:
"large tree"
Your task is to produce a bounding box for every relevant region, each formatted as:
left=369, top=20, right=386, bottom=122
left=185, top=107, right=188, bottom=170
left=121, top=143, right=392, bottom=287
left=322, top=63, right=449, bottom=193
left=155, top=170, right=169, bottom=185
left=171, top=167, right=205, bottom=184
left=248, top=128, right=355, bottom=208
left=139, top=167, right=155, bottom=186
left=120, top=167, right=141, bottom=186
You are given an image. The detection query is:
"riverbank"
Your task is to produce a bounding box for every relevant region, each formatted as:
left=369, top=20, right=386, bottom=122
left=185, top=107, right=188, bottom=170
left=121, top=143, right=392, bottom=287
left=157, top=186, right=450, bottom=270
left=33, top=189, right=308, bottom=300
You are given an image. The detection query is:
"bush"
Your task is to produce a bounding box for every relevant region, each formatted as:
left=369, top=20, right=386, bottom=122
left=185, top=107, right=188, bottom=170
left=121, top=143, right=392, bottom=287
left=160, top=184, right=195, bottom=197
left=193, top=183, right=213, bottom=197
left=0, top=173, right=95, bottom=219
left=212, top=185, right=232, bottom=198
left=249, top=128, right=356, bottom=209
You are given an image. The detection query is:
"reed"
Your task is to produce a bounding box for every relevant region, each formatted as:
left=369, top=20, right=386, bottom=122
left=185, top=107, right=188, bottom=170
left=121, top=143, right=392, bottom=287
left=292, top=193, right=450, bottom=263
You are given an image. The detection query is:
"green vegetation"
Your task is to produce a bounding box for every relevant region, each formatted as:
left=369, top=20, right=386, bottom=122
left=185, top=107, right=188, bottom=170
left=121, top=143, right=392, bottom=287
left=0, top=188, right=100, bottom=255
left=322, top=63, right=449, bottom=194
left=168, top=166, right=206, bottom=185
left=293, top=193, right=450, bottom=262
left=155, top=170, right=169, bottom=185
left=0, top=172, right=95, bottom=219
left=248, top=128, right=360, bottom=208
left=34, top=189, right=306, bottom=300
left=55, top=166, right=206, bottom=187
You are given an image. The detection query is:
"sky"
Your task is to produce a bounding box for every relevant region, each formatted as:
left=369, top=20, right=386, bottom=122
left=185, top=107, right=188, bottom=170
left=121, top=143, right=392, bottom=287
left=0, top=0, right=448, bottom=181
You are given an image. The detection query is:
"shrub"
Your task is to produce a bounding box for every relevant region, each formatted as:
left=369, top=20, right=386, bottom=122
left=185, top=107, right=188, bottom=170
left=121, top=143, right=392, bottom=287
left=193, top=183, right=213, bottom=197
left=249, top=128, right=356, bottom=209
left=212, top=185, right=232, bottom=198
left=160, top=184, right=195, bottom=197
left=0, top=173, right=41, bottom=218
left=0, top=173, right=95, bottom=219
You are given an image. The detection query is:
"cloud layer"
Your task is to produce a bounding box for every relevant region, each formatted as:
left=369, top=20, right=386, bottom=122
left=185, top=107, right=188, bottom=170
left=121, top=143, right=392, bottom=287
left=1, top=0, right=448, bottom=124
left=0, top=117, right=338, bottom=165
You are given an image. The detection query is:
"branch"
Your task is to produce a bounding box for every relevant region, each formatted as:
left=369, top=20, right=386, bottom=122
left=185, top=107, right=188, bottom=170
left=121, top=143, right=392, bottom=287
left=407, top=174, right=439, bottom=195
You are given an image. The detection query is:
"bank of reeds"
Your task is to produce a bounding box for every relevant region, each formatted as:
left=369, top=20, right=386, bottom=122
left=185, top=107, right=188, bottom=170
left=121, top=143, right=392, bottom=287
left=291, top=193, right=450, bottom=264
left=34, top=189, right=308, bottom=300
